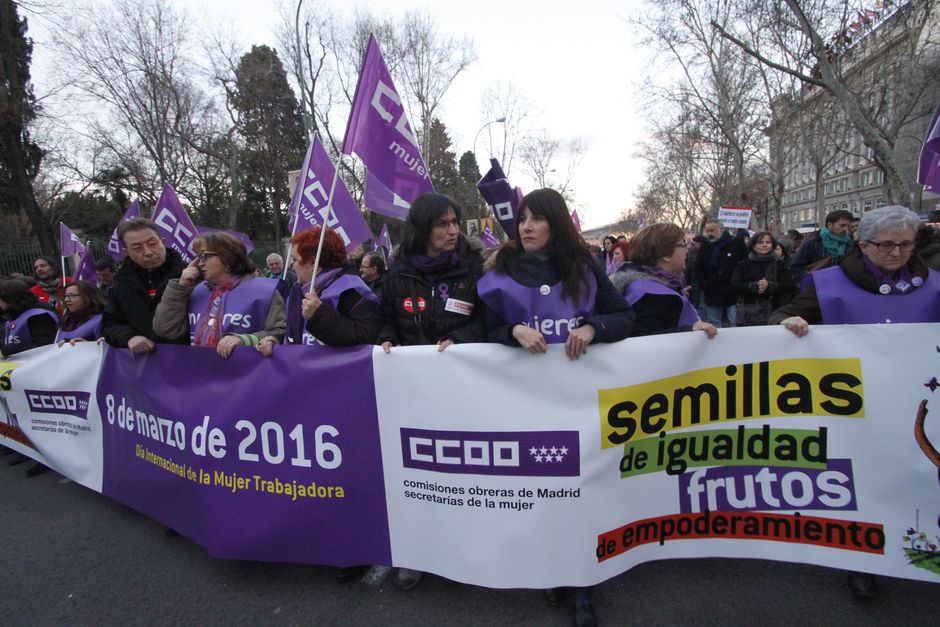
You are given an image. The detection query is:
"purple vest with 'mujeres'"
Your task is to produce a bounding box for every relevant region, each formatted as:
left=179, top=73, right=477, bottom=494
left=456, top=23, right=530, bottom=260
left=4, top=308, right=58, bottom=347
left=478, top=271, right=597, bottom=344
left=624, top=279, right=700, bottom=327
left=286, top=274, right=378, bottom=345
left=813, top=265, right=940, bottom=324
left=187, top=278, right=277, bottom=344
left=55, top=314, right=103, bottom=343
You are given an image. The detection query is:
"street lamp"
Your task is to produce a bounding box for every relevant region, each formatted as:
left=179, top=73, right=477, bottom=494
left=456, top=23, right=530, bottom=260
left=473, top=117, right=506, bottom=160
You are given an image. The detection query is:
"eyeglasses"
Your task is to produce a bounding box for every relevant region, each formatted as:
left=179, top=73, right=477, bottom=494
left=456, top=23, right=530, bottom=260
left=63, top=293, right=81, bottom=300
left=432, top=218, right=460, bottom=229
left=196, top=252, right=220, bottom=262
left=864, top=240, right=915, bottom=253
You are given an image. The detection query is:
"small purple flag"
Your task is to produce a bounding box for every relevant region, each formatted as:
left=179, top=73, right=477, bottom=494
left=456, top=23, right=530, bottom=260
left=477, top=159, right=520, bottom=241
left=372, top=223, right=394, bottom=264
left=59, top=223, right=86, bottom=257
left=481, top=223, right=501, bottom=249
left=72, top=247, right=97, bottom=284
left=364, top=171, right=411, bottom=220
left=289, top=135, right=373, bottom=253
left=106, top=201, right=141, bottom=261
left=341, top=34, right=434, bottom=206
left=918, top=102, right=940, bottom=192
left=571, top=209, right=582, bottom=233
left=195, top=226, right=254, bottom=253
left=150, top=184, right=198, bottom=263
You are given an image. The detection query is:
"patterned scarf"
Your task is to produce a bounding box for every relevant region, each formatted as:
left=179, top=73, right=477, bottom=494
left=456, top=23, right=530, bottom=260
left=192, top=277, right=241, bottom=348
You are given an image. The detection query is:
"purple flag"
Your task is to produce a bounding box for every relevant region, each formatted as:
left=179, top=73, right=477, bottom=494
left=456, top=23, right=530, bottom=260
left=196, top=226, right=254, bottom=253
left=72, top=247, right=97, bottom=284
left=477, top=159, right=520, bottom=241
left=364, top=171, right=411, bottom=220
left=571, top=209, right=582, bottom=233
left=59, top=223, right=86, bottom=257
left=372, top=223, right=394, bottom=264
left=918, top=102, right=940, bottom=192
left=481, top=223, right=501, bottom=249
left=150, top=184, right=198, bottom=263
left=107, top=201, right=141, bottom=261
left=288, top=135, right=373, bottom=253
left=341, top=34, right=434, bottom=205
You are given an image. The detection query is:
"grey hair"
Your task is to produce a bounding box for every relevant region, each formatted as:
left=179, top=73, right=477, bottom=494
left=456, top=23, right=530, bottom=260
left=266, top=253, right=283, bottom=264
left=858, top=206, right=921, bottom=242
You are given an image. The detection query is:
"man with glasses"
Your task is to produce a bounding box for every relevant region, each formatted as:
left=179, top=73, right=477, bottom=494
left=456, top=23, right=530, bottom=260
left=359, top=251, right=386, bottom=299
left=102, top=218, right=187, bottom=354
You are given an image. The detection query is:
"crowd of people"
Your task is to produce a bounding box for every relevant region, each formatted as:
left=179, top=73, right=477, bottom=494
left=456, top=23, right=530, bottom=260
left=2, top=195, right=940, bottom=624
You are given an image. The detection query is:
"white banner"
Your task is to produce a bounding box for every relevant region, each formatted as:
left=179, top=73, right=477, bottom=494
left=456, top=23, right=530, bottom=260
left=2, top=326, right=940, bottom=587
left=718, top=205, right=753, bottom=230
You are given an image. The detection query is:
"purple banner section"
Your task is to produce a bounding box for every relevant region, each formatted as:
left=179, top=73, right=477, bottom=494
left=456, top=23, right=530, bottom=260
left=477, top=159, right=520, bottom=241
left=72, top=248, right=97, bottom=284
left=481, top=223, right=501, bottom=249
left=372, top=223, right=394, bottom=264
left=400, top=428, right=580, bottom=477
left=195, top=226, right=254, bottom=253
left=59, top=222, right=86, bottom=257
left=918, top=102, right=940, bottom=192
left=24, top=389, right=91, bottom=420
left=150, top=183, right=198, bottom=263
left=364, top=170, right=411, bottom=220
left=341, top=34, right=434, bottom=205
left=677, top=459, right=858, bottom=514
left=107, top=201, right=141, bottom=261
left=287, top=135, right=373, bottom=253
left=98, top=344, right=391, bottom=567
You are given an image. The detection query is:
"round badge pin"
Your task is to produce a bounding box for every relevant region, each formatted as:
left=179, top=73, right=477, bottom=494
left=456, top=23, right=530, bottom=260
left=539, top=285, right=551, bottom=295
left=912, top=276, right=924, bottom=287
left=878, top=284, right=891, bottom=295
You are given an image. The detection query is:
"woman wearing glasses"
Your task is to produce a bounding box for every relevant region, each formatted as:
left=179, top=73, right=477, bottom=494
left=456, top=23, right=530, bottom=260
left=55, top=280, right=106, bottom=344
left=771, top=205, right=940, bottom=336
left=153, top=232, right=285, bottom=358
left=610, top=223, right=717, bottom=338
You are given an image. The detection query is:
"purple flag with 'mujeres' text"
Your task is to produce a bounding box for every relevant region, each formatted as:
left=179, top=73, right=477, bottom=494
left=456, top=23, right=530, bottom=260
left=288, top=135, right=372, bottom=253
left=59, top=223, right=86, bottom=257
left=477, top=159, right=520, bottom=241
left=341, top=34, right=433, bottom=206
left=150, top=184, right=198, bottom=263
left=107, top=201, right=141, bottom=261
left=72, top=248, right=97, bottom=284
left=364, top=171, right=411, bottom=220
left=918, top=102, right=940, bottom=192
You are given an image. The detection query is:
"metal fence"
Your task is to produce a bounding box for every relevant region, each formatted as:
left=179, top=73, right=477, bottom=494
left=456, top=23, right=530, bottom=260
left=1, top=238, right=111, bottom=279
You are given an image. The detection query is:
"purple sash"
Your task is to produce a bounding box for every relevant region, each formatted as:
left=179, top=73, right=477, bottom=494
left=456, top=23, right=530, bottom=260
left=187, top=278, right=277, bottom=344
left=478, top=271, right=597, bottom=344
left=55, top=314, right=103, bottom=343
left=814, top=266, right=940, bottom=324
left=287, top=274, right=379, bottom=346
left=624, top=279, right=700, bottom=326
left=4, top=308, right=58, bottom=347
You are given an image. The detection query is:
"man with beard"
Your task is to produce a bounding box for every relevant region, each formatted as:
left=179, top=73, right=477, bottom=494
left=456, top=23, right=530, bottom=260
left=695, top=218, right=748, bottom=327
left=30, top=256, right=70, bottom=316
left=102, top=218, right=186, bottom=354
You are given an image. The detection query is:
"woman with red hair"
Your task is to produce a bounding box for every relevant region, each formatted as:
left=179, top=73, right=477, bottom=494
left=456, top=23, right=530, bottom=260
left=262, top=226, right=382, bottom=352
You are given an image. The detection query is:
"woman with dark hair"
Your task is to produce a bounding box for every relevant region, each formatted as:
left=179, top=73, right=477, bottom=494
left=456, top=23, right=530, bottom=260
left=261, top=226, right=381, bottom=352
left=1, top=278, right=58, bottom=357
left=55, top=280, right=106, bottom=344
left=378, top=192, right=485, bottom=354
left=597, top=235, right=617, bottom=273
left=479, top=188, right=634, bottom=624
left=481, top=188, right=635, bottom=360
left=730, top=231, right=794, bottom=326
left=611, top=223, right=717, bottom=338
left=153, top=232, right=285, bottom=358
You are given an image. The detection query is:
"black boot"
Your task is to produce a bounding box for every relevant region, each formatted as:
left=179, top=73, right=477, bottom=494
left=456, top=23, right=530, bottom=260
left=573, top=586, right=597, bottom=627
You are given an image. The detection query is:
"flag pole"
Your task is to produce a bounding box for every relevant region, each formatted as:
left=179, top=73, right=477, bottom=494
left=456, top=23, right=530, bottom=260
left=283, top=133, right=317, bottom=281
left=307, top=154, right=343, bottom=295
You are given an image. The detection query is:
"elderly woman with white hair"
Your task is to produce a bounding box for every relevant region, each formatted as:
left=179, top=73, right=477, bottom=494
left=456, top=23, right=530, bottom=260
left=770, top=205, right=940, bottom=335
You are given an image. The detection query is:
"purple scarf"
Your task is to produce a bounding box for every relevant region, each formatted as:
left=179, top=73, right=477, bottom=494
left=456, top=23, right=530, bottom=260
left=406, top=250, right=460, bottom=282
left=638, top=265, right=687, bottom=295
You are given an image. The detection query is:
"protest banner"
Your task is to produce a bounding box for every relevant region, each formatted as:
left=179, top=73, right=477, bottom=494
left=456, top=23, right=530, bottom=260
left=717, top=206, right=753, bottom=230
left=2, top=325, right=939, bottom=587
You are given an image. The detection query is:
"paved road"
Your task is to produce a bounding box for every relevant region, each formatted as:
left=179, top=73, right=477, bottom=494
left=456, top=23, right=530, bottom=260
left=2, top=457, right=937, bottom=626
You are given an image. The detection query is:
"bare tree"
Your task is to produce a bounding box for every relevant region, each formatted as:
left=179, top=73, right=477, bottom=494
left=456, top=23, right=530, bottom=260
left=517, top=133, right=586, bottom=202
left=479, top=81, right=535, bottom=177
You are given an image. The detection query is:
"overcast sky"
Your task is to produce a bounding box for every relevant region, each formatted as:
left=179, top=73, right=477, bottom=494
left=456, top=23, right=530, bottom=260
left=31, top=0, right=654, bottom=229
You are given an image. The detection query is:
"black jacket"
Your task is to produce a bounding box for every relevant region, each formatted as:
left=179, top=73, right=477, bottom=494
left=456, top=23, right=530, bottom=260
left=102, top=249, right=187, bottom=348
left=695, top=232, right=748, bottom=306
left=730, top=254, right=794, bottom=308
left=289, top=266, right=383, bottom=346
left=378, top=238, right=485, bottom=346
